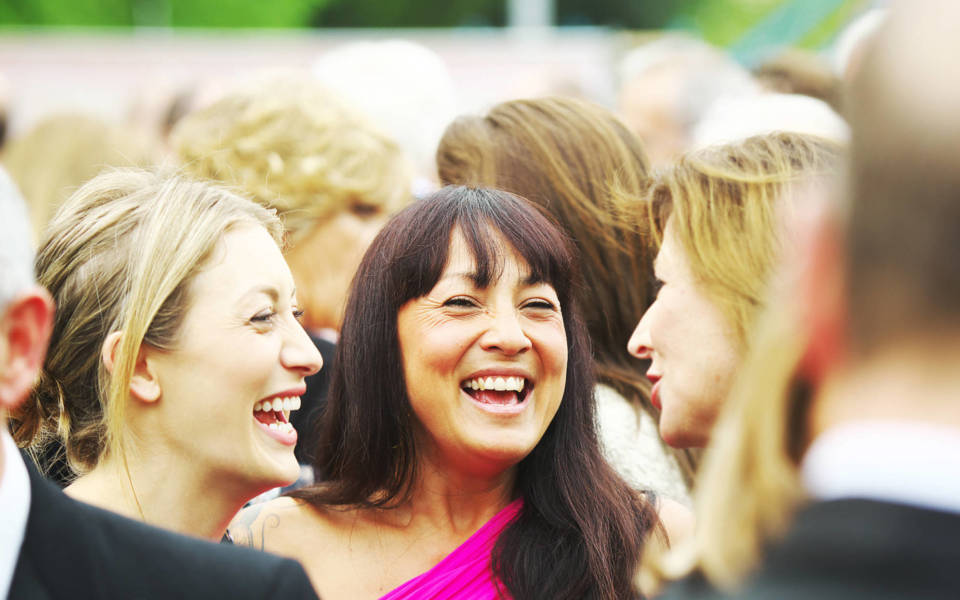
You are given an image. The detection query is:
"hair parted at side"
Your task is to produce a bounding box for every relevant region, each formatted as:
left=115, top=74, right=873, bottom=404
left=292, top=185, right=661, bottom=599
left=9, top=168, right=281, bottom=479
left=647, top=132, right=843, bottom=348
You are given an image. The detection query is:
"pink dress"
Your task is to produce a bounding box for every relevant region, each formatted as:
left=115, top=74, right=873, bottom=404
left=379, top=499, right=522, bottom=600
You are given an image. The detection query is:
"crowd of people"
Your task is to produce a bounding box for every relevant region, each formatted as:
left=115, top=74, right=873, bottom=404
left=1, top=1, right=957, bottom=598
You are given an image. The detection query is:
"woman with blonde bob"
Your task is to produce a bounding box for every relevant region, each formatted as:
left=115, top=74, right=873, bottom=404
left=628, top=132, right=842, bottom=449
left=11, top=168, right=323, bottom=540
left=438, top=96, right=695, bottom=501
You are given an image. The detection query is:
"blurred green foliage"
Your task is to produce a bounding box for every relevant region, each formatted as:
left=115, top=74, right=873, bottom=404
left=0, top=0, right=862, bottom=50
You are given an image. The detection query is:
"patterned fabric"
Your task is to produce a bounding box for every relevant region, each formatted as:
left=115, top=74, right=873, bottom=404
left=379, top=499, right=522, bottom=600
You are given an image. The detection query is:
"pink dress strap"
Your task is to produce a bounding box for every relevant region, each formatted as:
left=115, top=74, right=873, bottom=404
left=379, top=498, right=523, bottom=600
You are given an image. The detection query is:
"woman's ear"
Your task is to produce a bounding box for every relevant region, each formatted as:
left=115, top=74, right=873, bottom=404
left=101, top=331, right=161, bottom=403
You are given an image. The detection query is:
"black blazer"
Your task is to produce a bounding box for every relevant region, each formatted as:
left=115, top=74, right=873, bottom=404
left=662, top=499, right=960, bottom=600
left=9, top=459, right=319, bottom=599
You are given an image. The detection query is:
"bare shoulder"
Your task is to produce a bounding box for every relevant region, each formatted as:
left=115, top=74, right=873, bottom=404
left=655, top=496, right=695, bottom=547
left=228, top=496, right=317, bottom=552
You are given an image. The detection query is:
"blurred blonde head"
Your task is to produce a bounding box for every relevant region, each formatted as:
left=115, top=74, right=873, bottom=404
left=10, top=168, right=280, bottom=478
left=3, top=113, right=157, bottom=240
left=172, top=74, right=411, bottom=331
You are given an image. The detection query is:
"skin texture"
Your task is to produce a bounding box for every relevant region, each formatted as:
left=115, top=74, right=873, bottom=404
left=141, top=224, right=323, bottom=490
left=396, top=229, right=568, bottom=479
left=628, top=218, right=739, bottom=448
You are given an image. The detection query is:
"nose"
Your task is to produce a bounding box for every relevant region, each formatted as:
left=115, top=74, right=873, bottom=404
left=281, top=321, right=324, bottom=377
left=479, top=307, right=532, bottom=356
left=627, top=309, right=653, bottom=360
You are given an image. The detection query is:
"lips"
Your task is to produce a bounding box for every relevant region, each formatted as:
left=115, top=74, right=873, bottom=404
left=253, top=393, right=302, bottom=446
left=647, top=375, right=662, bottom=411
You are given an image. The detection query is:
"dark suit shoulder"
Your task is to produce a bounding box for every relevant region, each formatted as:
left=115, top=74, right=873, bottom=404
left=12, top=466, right=318, bottom=600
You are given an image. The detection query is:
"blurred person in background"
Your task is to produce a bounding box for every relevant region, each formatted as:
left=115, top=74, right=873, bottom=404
left=313, top=39, right=457, bottom=198
left=11, top=169, right=322, bottom=541
left=173, top=73, right=411, bottom=465
left=752, top=48, right=842, bottom=111
left=691, top=93, right=848, bottom=150
left=647, top=2, right=960, bottom=598
left=437, top=96, right=694, bottom=503
left=2, top=113, right=157, bottom=241
left=0, top=167, right=319, bottom=599
left=616, top=35, right=759, bottom=168
left=628, top=133, right=842, bottom=449
left=230, top=186, right=690, bottom=599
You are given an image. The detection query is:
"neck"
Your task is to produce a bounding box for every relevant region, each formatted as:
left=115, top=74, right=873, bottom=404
left=381, top=451, right=517, bottom=537
left=810, top=344, right=960, bottom=442
left=65, top=451, right=246, bottom=541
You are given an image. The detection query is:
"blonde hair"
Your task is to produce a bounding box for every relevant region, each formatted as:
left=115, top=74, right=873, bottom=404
left=10, top=168, right=281, bottom=479
left=640, top=298, right=810, bottom=593
left=171, top=74, right=411, bottom=243
left=639, top=134, right=843, bottom=593
left=648, top=132, right=842, bottom=349
left=3, top=113, right=156, bottom=240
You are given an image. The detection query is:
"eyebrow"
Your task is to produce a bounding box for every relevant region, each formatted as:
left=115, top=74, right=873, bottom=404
left=240, top=285, right=297, bottom=303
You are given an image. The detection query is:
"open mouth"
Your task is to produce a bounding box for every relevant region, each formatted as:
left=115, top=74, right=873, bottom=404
left=460, top=375, right=532, bottom=409
left=253, top=396, right=301, bottom=441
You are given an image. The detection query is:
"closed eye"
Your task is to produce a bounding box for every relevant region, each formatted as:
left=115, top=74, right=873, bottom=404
left=250, top=310, right=277, bottom=323
left=444, top=296, right=479, bottom=308
left=523, top=299, right=558, bottom=311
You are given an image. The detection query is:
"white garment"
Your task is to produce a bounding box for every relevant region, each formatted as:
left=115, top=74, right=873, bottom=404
left=802, top=420, right=960, bottom=514
left=0, top=427, right=31, bottom=599
left=594, top=384, right=690, bottom=504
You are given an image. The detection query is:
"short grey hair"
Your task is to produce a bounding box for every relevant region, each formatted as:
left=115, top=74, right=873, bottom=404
left=0, top=166, right=36, bottom=308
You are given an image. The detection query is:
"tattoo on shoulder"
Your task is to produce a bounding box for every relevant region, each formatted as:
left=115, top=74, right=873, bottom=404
left=229, top=504, right=283, bottom=551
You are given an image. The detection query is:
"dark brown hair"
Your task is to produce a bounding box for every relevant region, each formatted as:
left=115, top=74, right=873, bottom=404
left=436, top=96, right=698, bottom=486
left=293, top=186, right=660, bottom=599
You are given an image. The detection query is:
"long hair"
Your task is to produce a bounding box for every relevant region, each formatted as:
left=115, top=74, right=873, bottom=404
left=436, top=96, right=699, bottom=487
left=10, top=168, right=280, bottom=479
left=647, top=132, right=843, bottom=348
left=293, top=186, right=660, bottom=599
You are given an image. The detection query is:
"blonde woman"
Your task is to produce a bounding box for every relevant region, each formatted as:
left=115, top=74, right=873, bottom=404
left=628, top=132, right=842, bottom=448
left=11, top=168, right=323, bottom=541
left=437, top=96, right=695, bottom=503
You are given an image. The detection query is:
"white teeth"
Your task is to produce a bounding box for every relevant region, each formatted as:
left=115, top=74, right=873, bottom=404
left=254, top=402, right=262, bottom=412
left=462, top=376, right=527, bottom=392
left=282, top=398, right=291, bottom=411
left=293, top=397, right=301, bottom=410
left=270, top=398, right=281, bottom=411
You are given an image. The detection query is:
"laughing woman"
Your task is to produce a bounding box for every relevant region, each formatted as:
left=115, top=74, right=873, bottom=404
left=229, top=186, right=689, bottom=599
left=11, top=169, right=323, bottom=541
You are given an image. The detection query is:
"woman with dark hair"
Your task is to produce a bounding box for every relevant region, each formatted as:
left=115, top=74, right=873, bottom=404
left=229, top=186, right=688, bottom=599
left=438, top=96, right=695, bottom=502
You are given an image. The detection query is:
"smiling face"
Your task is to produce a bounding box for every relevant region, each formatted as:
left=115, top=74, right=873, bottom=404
left=396, top=229, right=568, bottom=477
left=627, top=217, right=739, bottom=447
left=144, top=224, right=323, bottom=494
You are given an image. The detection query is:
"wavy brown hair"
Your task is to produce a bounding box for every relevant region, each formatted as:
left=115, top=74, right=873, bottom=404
left=293, top=186, right=662, bottom=599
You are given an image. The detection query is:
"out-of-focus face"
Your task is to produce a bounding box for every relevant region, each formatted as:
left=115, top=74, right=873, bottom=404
left=396, top=229, right=568, bottom=477
left=147, top=224, right=323, bottom=493
left=627, top=217, right=739, bottom=447
left=619, top=66, right=687, bottom=169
